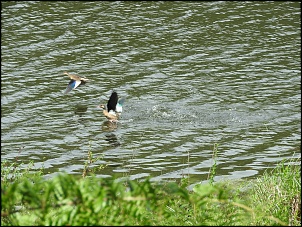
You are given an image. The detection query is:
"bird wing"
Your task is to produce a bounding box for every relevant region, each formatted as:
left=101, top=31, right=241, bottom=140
left=116, top=98, right=125, bottom=113
left=107, top=92, right=118, bottom=112
left=64, top=80, right=82, bottom=94
left=115, top=104, right=122, bottom=113
left=118, top=98, right=125, bottom=106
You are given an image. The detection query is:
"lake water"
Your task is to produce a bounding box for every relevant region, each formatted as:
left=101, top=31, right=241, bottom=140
left=1, top=1, right=301, bottom=189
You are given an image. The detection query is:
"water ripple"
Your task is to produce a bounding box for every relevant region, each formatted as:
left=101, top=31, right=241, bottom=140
left=1, top=1, right=300, bottom=187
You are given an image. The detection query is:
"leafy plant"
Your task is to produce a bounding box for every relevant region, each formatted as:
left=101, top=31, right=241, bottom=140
left=208, top=143, right=219, bottom=185
left=1, top=152, right=300, bottom=226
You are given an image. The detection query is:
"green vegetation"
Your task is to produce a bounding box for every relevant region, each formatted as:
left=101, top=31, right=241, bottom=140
left=1, top=152, right=300, bottom=226
left=208, top=143, right=219, bottom=185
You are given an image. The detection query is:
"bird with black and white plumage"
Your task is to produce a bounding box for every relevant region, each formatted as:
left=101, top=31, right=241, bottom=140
left=63, top=71, right=90, bottom=94
left=98, top=91, right=125, bottom=122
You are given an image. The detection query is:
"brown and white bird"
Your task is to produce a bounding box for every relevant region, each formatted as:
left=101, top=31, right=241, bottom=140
left=63, top=71, right=89, bottom=94
left=98, top=91, right=125, bottom=122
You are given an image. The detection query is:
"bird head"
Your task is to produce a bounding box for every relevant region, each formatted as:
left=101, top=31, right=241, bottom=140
left=97, top=104, right=106, bottom=110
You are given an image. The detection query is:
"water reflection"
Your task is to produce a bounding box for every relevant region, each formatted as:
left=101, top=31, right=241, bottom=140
left=105, top=132, right=121, bottom=147
left=101, top=121, right=121, bottom=147
left=101, top=120, right=118, bottom=132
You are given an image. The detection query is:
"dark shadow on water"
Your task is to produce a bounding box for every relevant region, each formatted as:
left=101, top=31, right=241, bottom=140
left=74, top=105, right=88, bottom=116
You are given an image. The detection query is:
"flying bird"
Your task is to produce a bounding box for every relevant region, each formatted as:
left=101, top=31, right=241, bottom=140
left=63, top=71, right=89, bottom=94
